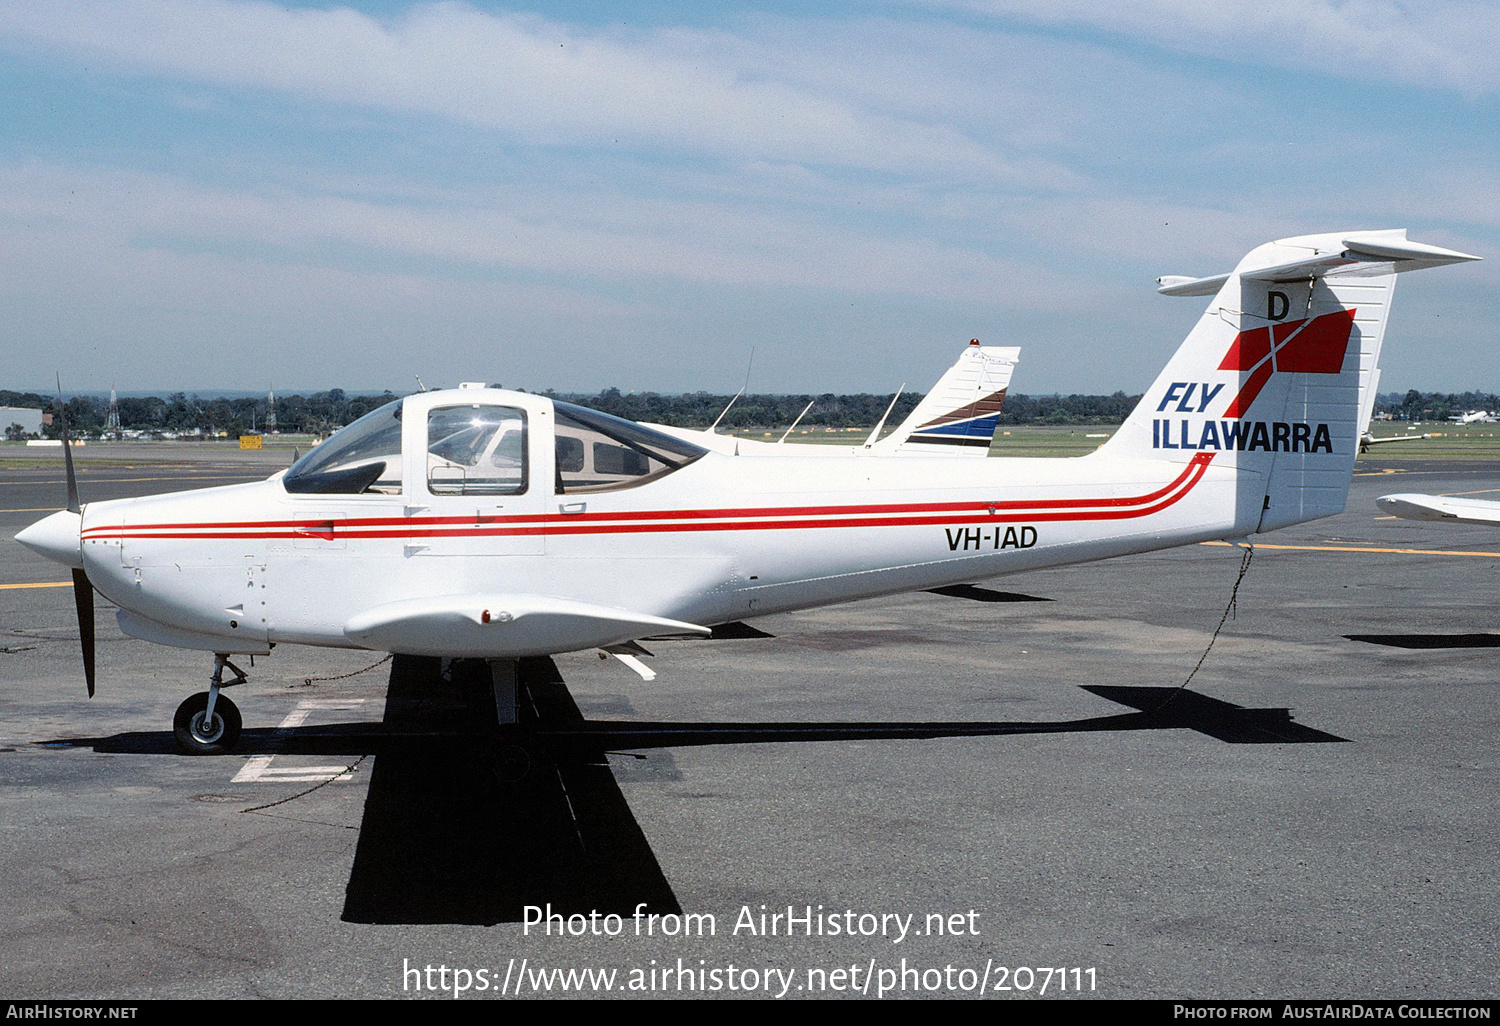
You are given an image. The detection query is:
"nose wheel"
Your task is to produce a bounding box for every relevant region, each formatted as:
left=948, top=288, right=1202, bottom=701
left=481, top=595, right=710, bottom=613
left=173, top=654, right=247, bottom=755
left=173, top=692, right=242, bottom=754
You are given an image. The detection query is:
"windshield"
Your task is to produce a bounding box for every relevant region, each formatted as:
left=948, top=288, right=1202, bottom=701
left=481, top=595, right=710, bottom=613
left=553, top=400, right=707, bottom=493
left=284, top=400, right=403, bottom=495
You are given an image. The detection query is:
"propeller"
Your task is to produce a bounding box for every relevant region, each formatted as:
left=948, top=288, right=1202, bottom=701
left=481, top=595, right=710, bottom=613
left=55, top=380, right=96, bottom=697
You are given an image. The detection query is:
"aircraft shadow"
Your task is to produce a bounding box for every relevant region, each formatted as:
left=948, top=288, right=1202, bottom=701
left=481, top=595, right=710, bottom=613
left=46, top=670, right=1345, bottom=925
left=340, top=655, right=680, bottom=926
left=1345, top=632, right=1500, bottom=649
left=925, top=584, right=1053, bottom=602
left=536, top=685, right=1346, bottom=751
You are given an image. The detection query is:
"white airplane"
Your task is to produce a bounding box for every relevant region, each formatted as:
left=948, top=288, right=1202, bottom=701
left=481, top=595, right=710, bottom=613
left=1357, top=373, right=1429, bottom=451
left=653, top=340, right=1020, bottom=457
left=16, top=229, right=1477, bottom=755
left=1360, top=429, right=1429, bottom=452
left=1449, top=410, right=1495, bottom=424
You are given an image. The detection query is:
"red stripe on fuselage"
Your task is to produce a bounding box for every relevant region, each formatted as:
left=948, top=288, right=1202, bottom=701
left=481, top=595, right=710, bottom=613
left=83, top=454, right=1215, bottom=541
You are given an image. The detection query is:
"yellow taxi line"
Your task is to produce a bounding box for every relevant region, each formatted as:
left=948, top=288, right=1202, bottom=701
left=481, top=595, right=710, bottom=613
left=0, top=474, right=259, bottom=486
left=1201, top=541, right=1500, bottom=558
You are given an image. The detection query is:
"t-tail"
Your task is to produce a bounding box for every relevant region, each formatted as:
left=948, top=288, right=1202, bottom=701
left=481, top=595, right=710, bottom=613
left=1095, top=229, right=1478, bottom=532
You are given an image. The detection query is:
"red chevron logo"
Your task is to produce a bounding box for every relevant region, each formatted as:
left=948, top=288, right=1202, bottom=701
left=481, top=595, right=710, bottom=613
left=1217, top=308, right=1356, bottom=417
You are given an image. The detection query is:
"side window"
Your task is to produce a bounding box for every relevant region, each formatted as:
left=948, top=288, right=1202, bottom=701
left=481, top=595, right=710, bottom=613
left=594, top=441, right=649, bottom=477
left=427, top=405, right=527, bottom=496
left=553, top=400, right=707, bottom=494
left=557, top=435, right=585, bottom=473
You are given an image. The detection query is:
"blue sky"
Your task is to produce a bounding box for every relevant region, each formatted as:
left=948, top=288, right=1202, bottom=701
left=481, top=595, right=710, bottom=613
left=0, top=1, right=1494, bottom=395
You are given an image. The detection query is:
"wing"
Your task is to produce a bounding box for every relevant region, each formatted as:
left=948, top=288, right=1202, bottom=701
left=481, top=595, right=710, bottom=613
left=344, top=594, right=709, bottom=658
left=1377, top=494, right=1500, bottom=526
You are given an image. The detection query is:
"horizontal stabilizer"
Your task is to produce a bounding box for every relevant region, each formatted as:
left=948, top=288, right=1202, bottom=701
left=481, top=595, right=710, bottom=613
left=1343, top=236, right=1482, bottom=265
left=344, top=594, right=709, bottom=658
left=1158, top=230, right=1479, bottom=296
left=1156, top=273, right=1231, bottom=297
left=1376, top=494, right=1500, bottom=526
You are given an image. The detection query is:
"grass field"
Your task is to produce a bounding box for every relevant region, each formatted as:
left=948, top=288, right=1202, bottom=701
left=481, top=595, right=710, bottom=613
left=1358, top=422, right=1500, bottom=458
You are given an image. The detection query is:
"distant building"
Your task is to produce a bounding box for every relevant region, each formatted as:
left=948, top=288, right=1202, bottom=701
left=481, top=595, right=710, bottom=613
left=1, top=407, right=44, bottom=439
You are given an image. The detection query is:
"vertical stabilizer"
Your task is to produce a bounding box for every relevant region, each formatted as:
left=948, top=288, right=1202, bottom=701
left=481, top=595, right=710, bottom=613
left=1096, top=230, right=1477, bottom=533
left=874, top=341, right=1020, bottom=456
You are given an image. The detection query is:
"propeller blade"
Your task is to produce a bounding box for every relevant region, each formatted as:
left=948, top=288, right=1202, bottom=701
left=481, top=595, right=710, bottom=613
left=55, top=377, right=80, bottom=515
left=55, top=378, right=93, bottom=695
left=72, top=568, right=96, bottom=698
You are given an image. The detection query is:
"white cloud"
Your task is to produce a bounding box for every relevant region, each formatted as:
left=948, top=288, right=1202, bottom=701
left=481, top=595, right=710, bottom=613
left=0, top=158, right=1149, bottom=392
left=938, top=0, right=1500, bottom=94
left=0, top=4, right=1490, bottom=392
left=0, top=0, right=1020, bottom=175
left=0, top=160, right=1099, bottom=304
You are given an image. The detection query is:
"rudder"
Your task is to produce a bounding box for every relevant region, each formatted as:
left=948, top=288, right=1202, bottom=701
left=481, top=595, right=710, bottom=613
left=1095, top=229, right=1476, bottom=533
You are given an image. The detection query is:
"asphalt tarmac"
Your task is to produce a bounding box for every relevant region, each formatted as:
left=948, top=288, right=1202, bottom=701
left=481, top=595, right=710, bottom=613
left=1, top=453, right=1496, bottom=1000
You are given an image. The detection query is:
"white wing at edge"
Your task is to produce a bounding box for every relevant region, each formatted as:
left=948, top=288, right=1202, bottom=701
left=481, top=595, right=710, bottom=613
left=344, top=594, right=709, bottom=658
left=1377, top=494, right=1500, bottom=526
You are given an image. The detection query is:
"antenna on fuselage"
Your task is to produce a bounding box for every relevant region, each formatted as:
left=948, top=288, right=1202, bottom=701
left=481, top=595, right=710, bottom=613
left=414, top=374, right=429, bottom=393
left=708, top=348, right=755, bottom=434
left=863, top=385, right=906, bottom=448
left=778, top=400, right=816, bottom=443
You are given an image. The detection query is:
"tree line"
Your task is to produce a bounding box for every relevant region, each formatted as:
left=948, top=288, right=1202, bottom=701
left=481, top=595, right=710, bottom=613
left=1, top=389, right=398, bottom=438
left=0, top=387, right=1486, bottom=438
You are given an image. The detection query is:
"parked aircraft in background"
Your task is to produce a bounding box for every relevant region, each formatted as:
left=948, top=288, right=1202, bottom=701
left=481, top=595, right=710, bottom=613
left=653, top=340, right=1020, bottom=457
left=1360, top=430, right=1430, bottom=452
left=1353, top=368, right=1428, bottom=451
left=15, top=229, right=1478, bottom=757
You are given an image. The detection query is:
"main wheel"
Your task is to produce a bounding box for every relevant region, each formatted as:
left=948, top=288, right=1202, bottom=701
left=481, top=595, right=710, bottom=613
left=491, top=742, right=532, bottom=783
left=173, top=692, right=242, bottom=755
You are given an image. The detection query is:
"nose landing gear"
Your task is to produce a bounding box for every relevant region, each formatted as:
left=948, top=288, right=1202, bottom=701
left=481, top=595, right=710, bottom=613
left=173, top=654, right=247, bottom=755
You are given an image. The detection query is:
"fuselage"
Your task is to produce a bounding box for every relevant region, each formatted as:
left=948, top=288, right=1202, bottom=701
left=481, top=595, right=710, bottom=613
left=67, top=387, right=1257, bottom=658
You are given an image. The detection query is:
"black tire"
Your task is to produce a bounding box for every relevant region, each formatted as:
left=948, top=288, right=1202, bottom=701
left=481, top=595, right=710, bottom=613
left=491, top=743, right=532, bottom=783
left=173, top=692, right=242, bottom=755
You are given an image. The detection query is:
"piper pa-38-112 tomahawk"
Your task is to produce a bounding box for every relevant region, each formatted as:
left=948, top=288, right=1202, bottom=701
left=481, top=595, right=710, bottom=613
left=15, top=229, right=1478, bottom=755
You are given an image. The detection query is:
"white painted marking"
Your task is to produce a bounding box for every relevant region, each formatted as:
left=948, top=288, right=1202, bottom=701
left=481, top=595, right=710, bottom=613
left=613, top=653, right=657, bottom=681
left=231, top=756, right=275, bottom=783
left=231, top=699, right=367, bottom=784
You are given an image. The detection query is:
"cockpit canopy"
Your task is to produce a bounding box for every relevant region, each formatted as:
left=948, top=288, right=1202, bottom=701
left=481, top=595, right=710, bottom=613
left=283, top=400, right=403, bottom=495
left=282, top=394, right=706, bottom=496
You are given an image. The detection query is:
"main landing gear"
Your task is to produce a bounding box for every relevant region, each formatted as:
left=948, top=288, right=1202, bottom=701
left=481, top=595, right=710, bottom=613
left=487, top=658, right=531, bottom=782
left=173, top=654, right=247, bottom=755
